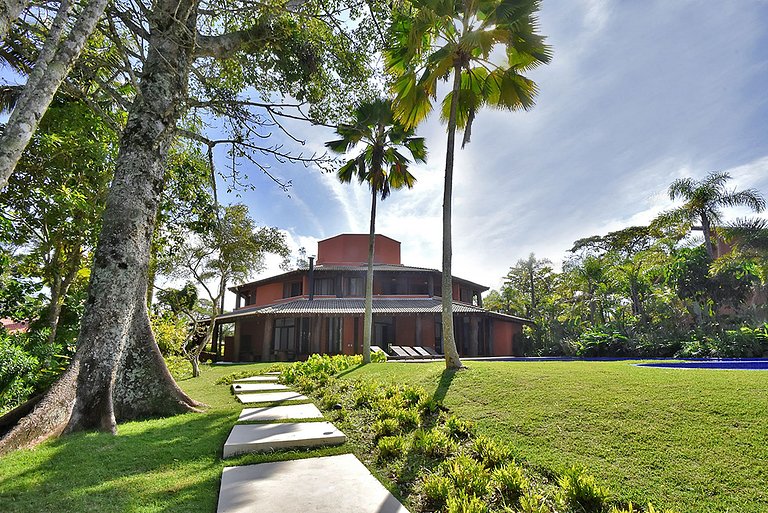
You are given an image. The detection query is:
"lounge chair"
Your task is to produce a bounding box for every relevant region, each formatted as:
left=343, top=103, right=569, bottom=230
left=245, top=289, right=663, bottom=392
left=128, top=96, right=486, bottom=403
left=412, top=346, right=433, bottom=358
left=389, top=345, right=411, bottom=359
left=400, top=346, right=424, bottom=359
left=423, top=347, right=442, bottom=357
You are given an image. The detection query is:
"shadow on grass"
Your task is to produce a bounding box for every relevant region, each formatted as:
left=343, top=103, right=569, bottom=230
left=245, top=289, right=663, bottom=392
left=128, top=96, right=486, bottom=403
left=433, top=368, right=457, bottom=404
left=336, top=363, right=366, bottom=379
left=0, top=411, right=237, bottom=513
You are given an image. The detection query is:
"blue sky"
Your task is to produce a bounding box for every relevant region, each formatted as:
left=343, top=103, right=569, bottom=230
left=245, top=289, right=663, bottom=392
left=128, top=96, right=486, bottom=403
left=220, top=0, right=768, bottom=291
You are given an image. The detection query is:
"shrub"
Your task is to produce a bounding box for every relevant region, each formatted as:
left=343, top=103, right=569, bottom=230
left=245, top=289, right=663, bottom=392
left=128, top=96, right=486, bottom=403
left=352, top=380, right=385, bottom=408
left=576, top=327, right=633, bottom=357
left=609, top=503, right=678, bottom=513
left=378, top=435, right=408, bottom=460
left=0, top=333, right=38, bottom=414
left=445, top=415, right=476, bottom=440
left=471, top=435, right=513, bottom=470
left=371, top=350, right=388, bottom=363
left=443, top=454, right=493, bottom=497
left=412, top=428, right=455, bottom=458
left=401, top=385, right=427, bottom=407
left=281, top=354, right=362, bottom=384
left=372, top=417, right=401, bottom=438
left=446, top=491, right=490, bottom=513
left=418, top=396, right=443, bottom=416
left=422, top=473, right=452, bottom=507
left=558, top=465, right=609, bottom=512
left=519, top=491, right=553, bottom=513
left=493, top=463, right=529, bottom=505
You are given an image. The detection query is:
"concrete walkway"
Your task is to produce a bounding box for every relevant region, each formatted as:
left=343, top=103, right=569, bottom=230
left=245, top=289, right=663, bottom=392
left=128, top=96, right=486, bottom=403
left=217, top=372, right=409, bottom=512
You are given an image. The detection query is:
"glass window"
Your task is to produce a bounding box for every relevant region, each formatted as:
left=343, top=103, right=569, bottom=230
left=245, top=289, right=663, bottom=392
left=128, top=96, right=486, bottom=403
left=283, top=281, right=303, bottom=298
left=315, top=278, right=335, bottom=296
left=347, top=277, right=364, bottom=297
left=326, top=317, right=342, bottom=354
left=274, top=318, right=296, bottom=352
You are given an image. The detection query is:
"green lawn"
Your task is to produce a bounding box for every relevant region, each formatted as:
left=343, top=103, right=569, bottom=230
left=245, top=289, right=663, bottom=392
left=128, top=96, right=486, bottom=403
left=0, top=360, right=765, bottom=512
left=340, top=360, right=768, bottom=513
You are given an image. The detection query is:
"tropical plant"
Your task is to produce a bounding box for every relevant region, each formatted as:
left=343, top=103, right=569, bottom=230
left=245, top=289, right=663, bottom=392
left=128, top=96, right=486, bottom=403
left=658, top=172, right=765, bottom=259
left=386, top=0, right=551, bottom=368
left=326, top=98, right=425, bottom=363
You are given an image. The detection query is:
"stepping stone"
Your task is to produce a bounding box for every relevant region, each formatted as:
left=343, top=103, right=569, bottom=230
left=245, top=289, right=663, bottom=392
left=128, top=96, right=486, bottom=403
left=222, top=422, right=346, bottom=457
left=238, top=404, right=324, bottom=422
left=217, top=454, right=409, bottom=512
left=233, top=376, right=278, bottom=383
left=264, top=371, right=281, bottom=375
left=236, top=391, right=308, bottom=404
left=231, top=383, right=287, bottom=393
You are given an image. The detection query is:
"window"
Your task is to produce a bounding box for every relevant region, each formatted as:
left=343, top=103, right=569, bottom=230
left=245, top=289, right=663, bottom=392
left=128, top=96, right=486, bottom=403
left=273, top=318, right=296, bottom=352
left=434, top=318, right=443, bottom=354
left=326, top=317, right=342, bottom=354
left=283, top=281, right=303, bottom=298
left=347, top=277, right=364, bottom=297
left=460, top=287, right=471, bottom=303
left=315, top=278, right=335, bottom=296
left=408, top=279, right=428, bottom=295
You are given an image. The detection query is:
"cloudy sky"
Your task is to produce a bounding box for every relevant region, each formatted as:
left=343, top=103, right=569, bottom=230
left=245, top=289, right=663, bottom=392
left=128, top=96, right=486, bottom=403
left=222, top=0, right=768, bottom=292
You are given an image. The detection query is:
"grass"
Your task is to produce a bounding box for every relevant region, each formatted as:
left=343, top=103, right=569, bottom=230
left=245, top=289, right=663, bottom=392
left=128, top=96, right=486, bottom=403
left=0, top=359, right=765, bottom=512
left=339, top=360, right=768, bottom=513
left=0, top=362, right=353, bottom=513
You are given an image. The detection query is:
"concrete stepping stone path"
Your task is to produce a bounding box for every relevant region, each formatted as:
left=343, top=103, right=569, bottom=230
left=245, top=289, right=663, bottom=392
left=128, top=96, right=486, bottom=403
left=233, top=376, right=278, bottom=383
left=217, top=454, right=409, bottom=513
left=238, top=403, right=323, bottom=422
left=222, top=422, right=346, bottom=457
left=231, top=382, right=287, bottom=393
left=236, top=391, right=308, bottom=404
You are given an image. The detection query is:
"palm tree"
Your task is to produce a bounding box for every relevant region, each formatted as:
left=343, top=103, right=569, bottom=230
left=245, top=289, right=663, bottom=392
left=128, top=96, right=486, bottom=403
left=660, top=172, right=766, bottom=259
left=385, top=0, right=551, bottom=368
left=326, top=99, right=426, bottom=363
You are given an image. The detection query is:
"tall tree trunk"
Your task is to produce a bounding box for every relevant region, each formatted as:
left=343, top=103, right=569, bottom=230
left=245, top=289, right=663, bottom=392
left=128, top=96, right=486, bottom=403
left=363, top=189, right=376, bottom=364
left=0, top=0, right=201, bottom=450
left=0, top=0, right=27, bottom=42
left=64, top=0, right=199, bottom=434
left=46, top=251, right=80, bottom=353
left=0, top=0, right=109, bottom=190
left=701, top=212, right=714, bottom=259
left=441, top=64, right=463, bottom=369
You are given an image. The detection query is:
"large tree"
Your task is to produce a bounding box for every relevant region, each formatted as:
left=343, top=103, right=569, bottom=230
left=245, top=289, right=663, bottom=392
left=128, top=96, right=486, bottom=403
left=159, top=204, right=289, bottom=376
left=659, top=172, right=766, bottom=259
left=385, top=0, right=551, bottom=368
left=0, top=0, right=379, bottom=453
left=326, top=98, right=425, bottom=363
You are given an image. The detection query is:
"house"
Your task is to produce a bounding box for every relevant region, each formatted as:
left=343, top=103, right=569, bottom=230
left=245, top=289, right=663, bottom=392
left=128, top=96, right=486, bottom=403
left=214, top=234, right=531, bottom=361
left=1, top=318, right=30, bottom=334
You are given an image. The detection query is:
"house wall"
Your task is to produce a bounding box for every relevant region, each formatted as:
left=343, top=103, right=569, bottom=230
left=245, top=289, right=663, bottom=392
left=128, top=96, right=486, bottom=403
left=317, top=234, right=401, bottom=265
left=254, top=282, right=283, bottom=306
left=491, top=320, right=520, bottom=356
left=395, top=316, right=416, bottom=346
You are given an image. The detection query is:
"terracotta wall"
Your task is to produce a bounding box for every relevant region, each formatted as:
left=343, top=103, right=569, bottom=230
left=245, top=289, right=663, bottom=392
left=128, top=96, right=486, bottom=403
left=342, top=316, right=357, bottom=355
left=491, top=320, right=515, bottom=356
left=317, top=234, right=401, bottom=265
left=254, top=282, right=283, bottom=306
left=395, top=316, right=417, bottom=346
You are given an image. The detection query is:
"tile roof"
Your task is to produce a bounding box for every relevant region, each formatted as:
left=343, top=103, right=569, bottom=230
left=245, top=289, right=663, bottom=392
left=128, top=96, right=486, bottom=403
left=215, top=297, right=531, bottom=324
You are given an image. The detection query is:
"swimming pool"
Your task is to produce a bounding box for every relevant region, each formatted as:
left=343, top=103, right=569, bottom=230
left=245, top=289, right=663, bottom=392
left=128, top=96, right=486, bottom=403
left=635, top=359, right=768, bottom=370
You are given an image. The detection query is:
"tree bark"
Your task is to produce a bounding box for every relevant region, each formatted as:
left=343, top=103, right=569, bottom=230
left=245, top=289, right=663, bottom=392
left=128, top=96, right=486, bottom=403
left=701, top=212, right=714, bottom=259
left=363, top=189, right=376, bottom=363
left=114, top=307, right=200, bottom=419
left=0, top=0, right=27, bottom=42
left=63, top=0, right=199, bottom=434
left=441, top=64, right=463, bottom=369
left=0, top=0, right=109, bottom=190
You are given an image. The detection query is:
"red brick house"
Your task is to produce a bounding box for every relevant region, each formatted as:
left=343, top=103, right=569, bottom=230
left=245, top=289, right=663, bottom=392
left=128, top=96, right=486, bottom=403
left=215, top=234, right=530, bottom=361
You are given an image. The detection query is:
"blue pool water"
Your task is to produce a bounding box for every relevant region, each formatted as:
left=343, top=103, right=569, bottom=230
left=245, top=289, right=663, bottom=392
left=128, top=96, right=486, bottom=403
left=636, top=359, right=768, bottom=370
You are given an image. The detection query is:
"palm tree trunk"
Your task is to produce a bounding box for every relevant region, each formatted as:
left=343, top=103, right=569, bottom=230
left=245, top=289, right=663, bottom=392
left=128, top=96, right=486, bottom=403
left=363, top=189, right=376, bottom=364
left=0, top=0, right=28, bottom=42
left=441, top=64, right=464, bottom=369
left=701, top=213, right=714, bottom=259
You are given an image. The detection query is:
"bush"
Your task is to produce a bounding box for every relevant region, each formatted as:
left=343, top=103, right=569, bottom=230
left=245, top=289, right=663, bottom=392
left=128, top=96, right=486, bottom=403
left=372, top=417, right=401, bottom=438
left=422, top=473, right=452, bottom=507
left=445, top=415, right=476, bottom=440
left=443, top=454, right=493, bottom=497
left=446, top=491, right=490, bottom=513
left=281, top=354, right=362, bottom=385
left=576, top=328, right=633, bottom=357
left=412, top=428, right=455, bottom=458
left=557, top=465, right=609, bottom=512
left=471, top=435, right=513, bottom=470
left=493, top=463, right=529, bottom=505
left=378, top=435, right=408, bottom=460
left=676, top=325, right=768, bottom=358
left=371, top=350, right=388, bottom=363
left=0, top=333, right=38, bottom=414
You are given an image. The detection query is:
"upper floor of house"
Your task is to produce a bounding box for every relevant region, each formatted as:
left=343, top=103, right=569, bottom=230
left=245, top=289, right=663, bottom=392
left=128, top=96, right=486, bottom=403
left=230, top=234, right=488, bottom=309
